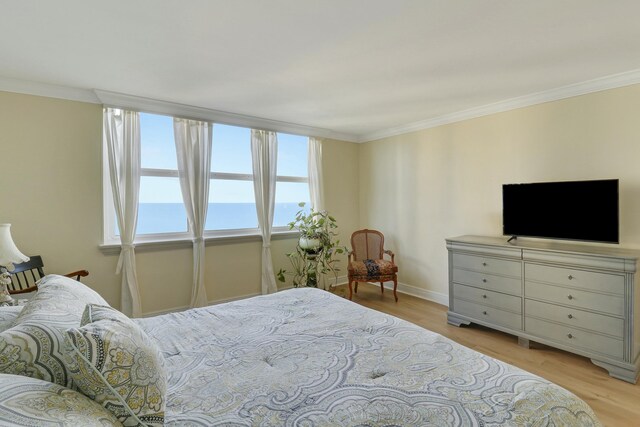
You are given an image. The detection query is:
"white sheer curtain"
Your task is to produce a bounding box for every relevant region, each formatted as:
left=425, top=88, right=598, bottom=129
left=173, top=118, right=212, bottom=308
left=251, top=129, right=278, bottom=295
left=308, top=137, right=324, bottom=211
left=103, top=108, right=142, bottom=317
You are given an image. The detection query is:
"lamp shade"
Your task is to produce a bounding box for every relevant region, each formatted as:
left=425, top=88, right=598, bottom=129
left=0, top=224, right=29, bottom=267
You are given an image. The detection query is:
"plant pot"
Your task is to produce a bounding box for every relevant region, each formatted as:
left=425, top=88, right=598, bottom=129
left=299, top=237, right=321, bottom=252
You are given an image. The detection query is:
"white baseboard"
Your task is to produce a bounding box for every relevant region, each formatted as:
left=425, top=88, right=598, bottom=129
left=331, top=275, right=349, bottom=287
left=142, top=305, right=189, bottom=318
left=338, top=276, right=449, bottom=307
left=277, top=275, right=349, bottom=291
left=208, top=292, right=262, bottom=306
left=142, top=291, right=262, bottom=317
left=142, top=276, right=449, bottom=317
left=385, top=281, right=448, bottom=306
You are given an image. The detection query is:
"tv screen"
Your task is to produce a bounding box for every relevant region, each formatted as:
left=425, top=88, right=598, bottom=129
left=502, top=179, right=619, bottom=244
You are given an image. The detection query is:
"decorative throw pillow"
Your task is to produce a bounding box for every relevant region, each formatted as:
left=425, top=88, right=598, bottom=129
left=0, top=373, right=123, bottom=426
left=64, top=306, right=166, bottom=427
left=81, top=303, right=133, bottom=327
left=0, top=275, right=108, bottom=386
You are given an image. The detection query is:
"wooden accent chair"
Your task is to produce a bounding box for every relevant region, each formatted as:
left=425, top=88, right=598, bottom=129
left=348, top=229, right=398, bottom=302
left=7, top=255, right=89, bottom=295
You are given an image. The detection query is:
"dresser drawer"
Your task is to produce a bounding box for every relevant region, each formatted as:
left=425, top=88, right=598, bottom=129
left=453, top=283, right=521, bottom=313
left=525, top=316, right=623, bottom=359
left=453, top=299, right=522, bottom=331
left=452, top=268, right=522, bottom=296
left=452, top=253, right=521, bottom=277
left=525, top=299, right=623, bottom=338
left=525, top=263, right=624, bottom=295
left=525, top=281, right=624, bottom=316
left=447, top=236, right=639, bottom=382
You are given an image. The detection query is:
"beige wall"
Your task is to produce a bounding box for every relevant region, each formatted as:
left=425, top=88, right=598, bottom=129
left=359, top=84, right=640, bottom=300
left=0, top=91, right=360, bottom=314
left=7, top=83, right=637, bottom=312
left=0, top=92, right=122, bottom=303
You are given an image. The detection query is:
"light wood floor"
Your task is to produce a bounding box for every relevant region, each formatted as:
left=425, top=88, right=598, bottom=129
left=339, top=283, right=640, bottom=427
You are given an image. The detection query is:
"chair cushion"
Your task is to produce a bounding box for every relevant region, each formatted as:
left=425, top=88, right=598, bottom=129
left=349, top=259, right=398, bottom=279
left=0, top=373, right=123, bottom=426
left=0, top=275, right=108, bottom=387
left=64, top=304, right=166, bottom=427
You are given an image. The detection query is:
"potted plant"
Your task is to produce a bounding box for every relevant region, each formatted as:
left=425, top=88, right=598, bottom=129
left=276, top=203, right=345, bottom=289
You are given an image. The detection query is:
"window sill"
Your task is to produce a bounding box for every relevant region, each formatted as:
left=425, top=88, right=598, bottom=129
left=99, top=230, right=299, bottom=255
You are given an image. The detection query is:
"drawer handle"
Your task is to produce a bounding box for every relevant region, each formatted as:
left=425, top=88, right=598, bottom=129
left=568, top=275, right=574, bottom=280
left=567, top=295, right=573, bottom=300
left=482, top=294, right=487, bottom=299
left=483, top=311, right=488, bottom=315
left=482, top=278, right=487, bottom=283
left=567, top=314, right=573, bottom=319
left=567, top=333, right=573, bottom=339
left=482, top=262, right=487, bottom=267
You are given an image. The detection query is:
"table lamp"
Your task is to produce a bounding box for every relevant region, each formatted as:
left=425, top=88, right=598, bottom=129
left=0, top=224, right=29, bottom=305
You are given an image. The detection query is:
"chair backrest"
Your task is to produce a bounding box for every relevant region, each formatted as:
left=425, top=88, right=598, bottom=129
left=351, top=229, right=385, bottom=261
left=7, top=255, right=45, bottom=294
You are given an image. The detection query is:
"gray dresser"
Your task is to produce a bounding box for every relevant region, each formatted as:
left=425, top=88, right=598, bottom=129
left=446, top=235, right=640, bottom=383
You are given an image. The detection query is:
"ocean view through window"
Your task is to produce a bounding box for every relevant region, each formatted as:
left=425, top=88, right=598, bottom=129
left=135, top=202, right=306, bottom=234
left=107, top=111, right=311, bottom=241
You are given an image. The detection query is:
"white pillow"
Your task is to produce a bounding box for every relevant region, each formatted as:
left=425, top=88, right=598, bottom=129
left=0, top=275, right=109, bottom=386
left=0, top=373, right=123, bottom=426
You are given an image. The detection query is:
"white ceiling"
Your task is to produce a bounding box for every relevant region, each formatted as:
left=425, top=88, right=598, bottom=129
left=2, top=0, right=640, bottom=141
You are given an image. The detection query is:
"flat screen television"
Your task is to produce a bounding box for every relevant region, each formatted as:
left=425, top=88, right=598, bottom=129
left=502, top=179, right=619, bottom=244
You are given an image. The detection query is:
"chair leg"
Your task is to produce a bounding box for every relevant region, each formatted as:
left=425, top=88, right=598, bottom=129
left=380, top=282, right=384, bottom=294
left=354, top=282, right=358, bottom=293
left=348, top=280, right=353, bottom=300
left=393, top=277, right=398, bottom=302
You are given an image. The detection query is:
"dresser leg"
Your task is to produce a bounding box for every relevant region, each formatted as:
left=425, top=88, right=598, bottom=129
left=518, top=337, right=530, bottom=348
left=591, top=359, right=639, bottom=384
left=447, top=312, right=471, bottom=327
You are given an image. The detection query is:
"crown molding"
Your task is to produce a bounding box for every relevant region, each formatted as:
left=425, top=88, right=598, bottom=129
left=4, top=68, right=640, bottom=145
left=0, top=76, right=359, bottom=142
left=359, top=68, right=640, bottom=143
left=0, top=76, right=100, bottom=104
left=94, top=90, right=359, bottom=142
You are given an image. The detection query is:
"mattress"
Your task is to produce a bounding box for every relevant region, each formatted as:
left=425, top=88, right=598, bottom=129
left=136, top=288, right=601, bottom=426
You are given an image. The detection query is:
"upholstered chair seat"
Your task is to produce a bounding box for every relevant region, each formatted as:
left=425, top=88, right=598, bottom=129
left=348, top=259, right=398, bottom=281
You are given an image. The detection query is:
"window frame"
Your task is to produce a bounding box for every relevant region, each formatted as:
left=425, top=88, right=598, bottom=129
left=102, top=115, right=310, bottom=246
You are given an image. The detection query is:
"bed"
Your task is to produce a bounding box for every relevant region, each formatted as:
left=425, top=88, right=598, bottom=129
left=0, top=276, right=601, bottom=426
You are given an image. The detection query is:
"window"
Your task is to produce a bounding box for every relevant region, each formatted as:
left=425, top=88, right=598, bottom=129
left=104, top=112, right=311, bottom=243
left=274, top=132, right=310, bottom=227
left=206, top=126, right=311, bottom=230
left=207, top=124, right=258, bottom=231
left=138, top=113, right=188, bottom=235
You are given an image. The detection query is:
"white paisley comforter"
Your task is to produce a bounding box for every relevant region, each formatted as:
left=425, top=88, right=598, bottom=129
left=136, top=288, right=601, bottom=426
